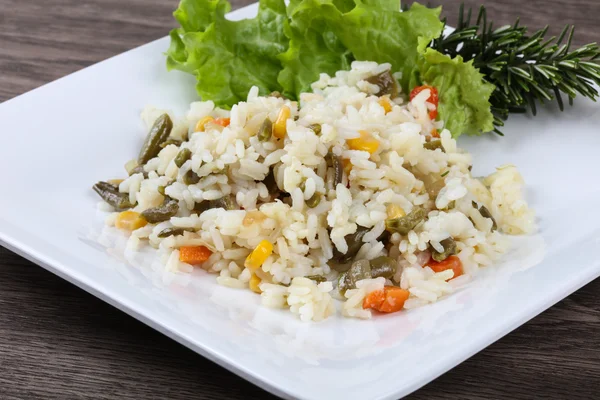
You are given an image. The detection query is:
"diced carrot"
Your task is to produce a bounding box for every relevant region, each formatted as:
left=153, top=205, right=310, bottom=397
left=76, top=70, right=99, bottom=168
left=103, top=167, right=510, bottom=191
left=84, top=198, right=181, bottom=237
left=179, top=246, right=212, bottom=265
left=427, top=255, right=463, bottom=281
left=409, top=85, right=439, bottom=120
left=363, top=288, right=386, bottom=310
left=379, top=287, right=410, bottom=313
left=214, top=117, right=231, bottom=127
left=363, top=286, right=410, bottom=313
left=431, top=128, right=440, bottom=138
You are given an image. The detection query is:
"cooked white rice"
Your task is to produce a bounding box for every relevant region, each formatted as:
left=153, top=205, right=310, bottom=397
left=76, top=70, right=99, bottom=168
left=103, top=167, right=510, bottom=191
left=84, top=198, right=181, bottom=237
left=98, top=61, right=535, bottom=321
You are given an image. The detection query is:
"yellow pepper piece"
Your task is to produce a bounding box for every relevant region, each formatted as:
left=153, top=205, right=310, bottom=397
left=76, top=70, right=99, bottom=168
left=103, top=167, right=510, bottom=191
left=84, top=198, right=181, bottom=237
left=195, top=116, right=215, bottom=132
left=245, top=240, right=273, bottom=271
left=386, top=204, right=406, bottom=219
left=273, top=106, right=290, bottom=139
left=115, top=211, right=148, bottom=231
left=347, top=130, right=379, bottom=154
left=378, top=97, right=393, bottom=114
left=249, top=273, right=262, bottom=294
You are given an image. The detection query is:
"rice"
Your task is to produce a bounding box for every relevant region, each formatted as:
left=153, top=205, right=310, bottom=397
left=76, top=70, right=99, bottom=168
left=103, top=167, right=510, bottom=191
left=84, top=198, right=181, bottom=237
left=96, top=61, right=536, bottom=322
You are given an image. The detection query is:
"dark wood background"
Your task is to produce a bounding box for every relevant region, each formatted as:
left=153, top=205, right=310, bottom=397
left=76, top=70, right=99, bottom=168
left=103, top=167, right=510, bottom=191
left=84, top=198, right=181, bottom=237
left=1, top=0, right=599, bottom=398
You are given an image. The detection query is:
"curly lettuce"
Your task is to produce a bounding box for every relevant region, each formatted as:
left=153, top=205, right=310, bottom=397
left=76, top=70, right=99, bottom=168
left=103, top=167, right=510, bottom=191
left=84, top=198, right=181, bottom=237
left=334, top=2, right=445, bottom=94
left=277, top=0, right=352, bottom=98
left=166, top=0, right=496, bottom=136
left=166, top=0, right=288, bottom=106
left=413, top=49, right=496, bottom=135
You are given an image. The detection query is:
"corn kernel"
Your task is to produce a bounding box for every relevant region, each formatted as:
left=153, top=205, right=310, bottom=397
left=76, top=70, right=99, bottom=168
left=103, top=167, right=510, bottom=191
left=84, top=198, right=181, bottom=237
left=243, top=210, right=267, bottom=227
left=195, top=116, right=215, bottom=132
left=249, top=274, right=262, bottom=294
left=386, top=204, right=406, bottom=219
left=347, top=130, right=379, bottom=154
left=245, top=240, right=273, bottom=271
left=115, top=211, right=147, bottom=231
left=378, top=97, right=393, bottom=114
left=273, top=106, right=290, bottom=139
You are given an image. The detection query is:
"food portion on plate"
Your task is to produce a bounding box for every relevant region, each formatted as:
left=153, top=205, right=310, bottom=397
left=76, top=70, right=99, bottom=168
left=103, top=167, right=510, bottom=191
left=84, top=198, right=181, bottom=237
left=92, top=0, right=600, bottom=321
left=93, top=61, right=534, bottom=321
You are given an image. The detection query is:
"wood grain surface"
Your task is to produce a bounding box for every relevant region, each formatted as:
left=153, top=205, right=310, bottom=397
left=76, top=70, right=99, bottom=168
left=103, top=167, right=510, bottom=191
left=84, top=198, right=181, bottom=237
left=1, top=0, right=599, bottom=399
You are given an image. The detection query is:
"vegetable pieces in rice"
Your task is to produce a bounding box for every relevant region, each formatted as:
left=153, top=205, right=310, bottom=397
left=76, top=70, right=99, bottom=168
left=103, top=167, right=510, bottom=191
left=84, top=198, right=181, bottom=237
left=94, top=61, right=535, bottom=321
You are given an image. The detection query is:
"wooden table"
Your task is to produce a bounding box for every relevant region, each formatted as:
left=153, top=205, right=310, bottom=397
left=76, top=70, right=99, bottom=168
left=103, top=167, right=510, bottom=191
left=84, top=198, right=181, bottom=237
left=1, top=0, right=599, bottom=398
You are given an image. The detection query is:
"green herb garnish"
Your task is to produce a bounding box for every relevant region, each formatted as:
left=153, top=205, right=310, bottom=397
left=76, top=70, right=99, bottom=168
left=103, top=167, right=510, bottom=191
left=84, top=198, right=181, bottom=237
left=431, top=4, right=600, bottom=134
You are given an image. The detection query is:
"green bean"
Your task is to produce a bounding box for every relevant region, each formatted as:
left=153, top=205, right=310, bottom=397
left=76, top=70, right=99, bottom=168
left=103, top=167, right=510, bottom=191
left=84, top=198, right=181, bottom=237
left=370, top=256, right=398, bottom=279
left=157, top=180, right=174, bottom=197
left=218, top=165, right=230, bottom=176
left=257, top=118, right=273, bottom=142
left=174, top=148, right=192, bottom=168
left=326, top=152, right=344, bottom=187
left=191, top=195, right=236, bottom=215
left=183, top=170, right=200, bottom=185
left=308, top=124, right=322, bottom=135
left=129, top=165, right=148, bottom=178
left=443, top=200, right=456, bottom=211
left=262, top=167, right=279, bottom=193
left=416, top=172, right=445, bottom=198
left=337, top=273, right=347, bottom=292
left=430, top=237, right=457, bottom=262
left=138, top=114, right=173, bottom=165
left=473, top=201, right=498, bottom=231
left=385, top=207, right=427, bottom=235
left=209, top=195, right=236, bottom=210
left=298, top=179, right=306, bottom=192
left=332, top=226, right=370, bottom=264
left=331, top=226, right=390, bottom=266
left=92, top=181, right=134, bottom=210
left=193, top=201, right=210, bottom=215
left=366, top=71, right=398, bottom=98
left=338, top=260, right=371, bottom=294
left=306, top=193, right=321, bottom=208
left=423, top=140, right=445, bottom=152
left=141, top=197, right=179, bottom=223
left=157, top=227, right=194, bottom=238
left=306, top=275, right=327, bottom=283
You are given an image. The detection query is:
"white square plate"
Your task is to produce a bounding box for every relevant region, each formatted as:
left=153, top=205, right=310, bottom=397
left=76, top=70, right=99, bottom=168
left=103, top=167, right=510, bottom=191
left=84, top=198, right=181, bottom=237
left=1, top=3, right=600, bottom=399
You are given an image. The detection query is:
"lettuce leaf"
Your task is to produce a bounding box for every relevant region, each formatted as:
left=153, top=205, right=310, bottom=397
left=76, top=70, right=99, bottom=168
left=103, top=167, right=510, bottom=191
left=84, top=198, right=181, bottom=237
left=166, top=0, right=288, bottom=106
left=335, top=2, right=444, bottom=93
left=166, top=0, right=495, bottom=136
left=277, top=0, right=352, bottom=98
left=278, top=1, right=443, bottom=99
left=413, top=49, right=496, bottom=136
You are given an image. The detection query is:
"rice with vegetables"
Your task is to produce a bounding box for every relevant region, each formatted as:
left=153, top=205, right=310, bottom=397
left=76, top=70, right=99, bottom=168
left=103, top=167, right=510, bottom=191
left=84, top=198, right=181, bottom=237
left=93, top=61, right=535, bottom=322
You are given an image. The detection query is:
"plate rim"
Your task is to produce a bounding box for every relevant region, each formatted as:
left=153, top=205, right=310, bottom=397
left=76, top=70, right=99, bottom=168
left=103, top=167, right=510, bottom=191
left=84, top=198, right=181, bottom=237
left=1, top=2, right=600, bottom=399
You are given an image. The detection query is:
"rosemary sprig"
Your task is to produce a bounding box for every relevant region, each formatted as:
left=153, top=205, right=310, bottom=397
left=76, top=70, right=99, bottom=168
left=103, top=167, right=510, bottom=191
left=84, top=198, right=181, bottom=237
left=432, top=4, right=600, bottom=134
